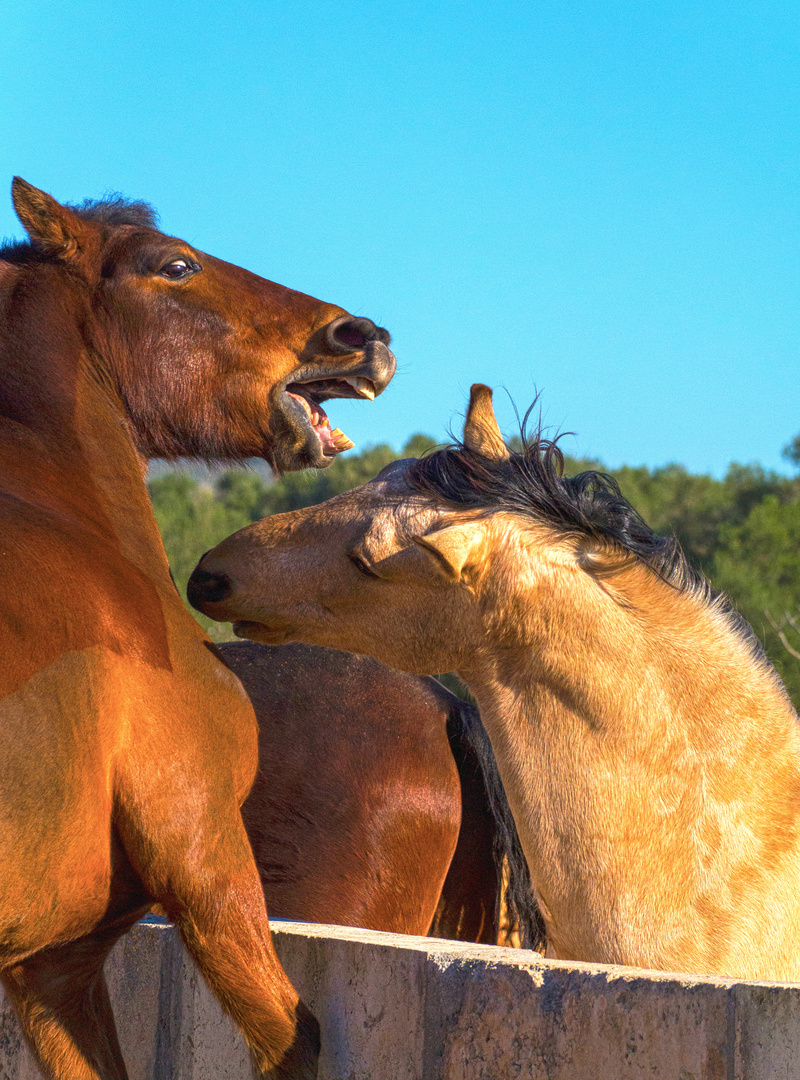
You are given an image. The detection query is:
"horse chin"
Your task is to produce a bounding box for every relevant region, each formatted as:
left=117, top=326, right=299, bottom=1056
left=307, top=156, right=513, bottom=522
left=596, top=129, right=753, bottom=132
left=232, top=620, right=292, bottom=645
left=272, top=391, right=344, bottom=471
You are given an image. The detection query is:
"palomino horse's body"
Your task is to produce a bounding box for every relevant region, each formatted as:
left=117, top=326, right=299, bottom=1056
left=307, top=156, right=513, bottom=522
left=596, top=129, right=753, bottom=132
left=193, top=385, right=800, bottom=982
left=219, top=641, right=540, bottom=945
left=0, top=178, right=393, bottom=1080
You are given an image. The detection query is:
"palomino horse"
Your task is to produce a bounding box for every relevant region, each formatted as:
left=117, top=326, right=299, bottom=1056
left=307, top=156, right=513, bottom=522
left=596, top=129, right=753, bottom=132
left=218, top=641, right=542, bottom=946
left=0, top=178, right=393, bottom=1080
left=192, top=384, right=800, bottom=982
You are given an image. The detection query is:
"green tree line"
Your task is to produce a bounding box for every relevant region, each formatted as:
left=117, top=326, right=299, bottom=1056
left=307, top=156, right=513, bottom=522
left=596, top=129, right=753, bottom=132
left=150, top=434, right=800, bottom=708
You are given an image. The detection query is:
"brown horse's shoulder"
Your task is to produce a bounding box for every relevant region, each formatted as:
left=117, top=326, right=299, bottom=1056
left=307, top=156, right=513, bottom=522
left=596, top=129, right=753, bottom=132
left=0, top=492, right=255, bottom=748
left=226, top=641, right=460, bottom=863
left=0, top=498, right=172, bottom=685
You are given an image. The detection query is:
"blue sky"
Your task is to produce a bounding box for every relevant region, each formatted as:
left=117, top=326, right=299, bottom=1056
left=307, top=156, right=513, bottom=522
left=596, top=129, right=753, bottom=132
left=2, top=1, right=799, bottom=475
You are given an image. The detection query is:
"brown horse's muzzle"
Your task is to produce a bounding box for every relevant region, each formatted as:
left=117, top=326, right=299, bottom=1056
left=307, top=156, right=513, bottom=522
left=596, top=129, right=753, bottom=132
left=323, top=315, right=396, bottom=394
left=360, top=339, right=396, bottom=394
left=324, top=315, right=391, bottom=353
left=273, top=318, right=397, bottom=470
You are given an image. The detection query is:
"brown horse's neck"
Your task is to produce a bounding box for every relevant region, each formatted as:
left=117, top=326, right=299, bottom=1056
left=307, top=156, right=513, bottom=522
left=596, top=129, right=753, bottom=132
left=0, top=262, right=166, bottom=577
left=457, top=539, right=800, bottom=972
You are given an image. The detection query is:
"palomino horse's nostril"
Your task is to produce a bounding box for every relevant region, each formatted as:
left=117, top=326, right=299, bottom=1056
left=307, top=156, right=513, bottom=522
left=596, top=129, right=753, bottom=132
left=324, top=316, right=391, bottom=354
left=187, top=568, right=233, bottom=610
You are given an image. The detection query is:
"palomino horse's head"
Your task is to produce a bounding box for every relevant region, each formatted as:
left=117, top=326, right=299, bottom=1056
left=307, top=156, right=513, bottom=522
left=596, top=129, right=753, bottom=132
left=189, top=384, right=512, bottom=673
left=7, top=178, right=395, bottom=469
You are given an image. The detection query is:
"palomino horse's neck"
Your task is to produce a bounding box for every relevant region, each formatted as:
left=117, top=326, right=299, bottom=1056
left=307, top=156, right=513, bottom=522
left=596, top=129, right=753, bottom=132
left=457, top=537, right=800, bottom=976
left=464, top=536, right=795, bottom=741
left=0, top=263, right=168, bottom=578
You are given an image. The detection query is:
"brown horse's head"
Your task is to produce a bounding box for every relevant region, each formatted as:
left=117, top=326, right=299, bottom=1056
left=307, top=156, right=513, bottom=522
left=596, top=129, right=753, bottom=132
left=8, top=178, right=395, bottom=469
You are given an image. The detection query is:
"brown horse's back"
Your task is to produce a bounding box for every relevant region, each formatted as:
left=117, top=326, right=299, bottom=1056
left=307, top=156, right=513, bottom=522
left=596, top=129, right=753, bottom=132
left=218, top=641, right=542, bottom=948
left=221, top=641, right=462, bottom=935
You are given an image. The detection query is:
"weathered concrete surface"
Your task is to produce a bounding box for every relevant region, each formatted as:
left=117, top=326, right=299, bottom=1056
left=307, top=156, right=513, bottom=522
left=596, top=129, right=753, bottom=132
left=0, top=917, right=252, bottom=1080
left=2, top=918, right=800, bottom=1079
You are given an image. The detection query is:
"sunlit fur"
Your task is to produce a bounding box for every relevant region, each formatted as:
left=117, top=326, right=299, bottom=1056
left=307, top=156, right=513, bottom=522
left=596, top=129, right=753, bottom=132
left=221, top=641, right=543, bottom=948
left=196, top=385, right=800, bottom=981
left=0, top=177, right=396, bottom=1080
left=3, top=178, right=394, bottom=470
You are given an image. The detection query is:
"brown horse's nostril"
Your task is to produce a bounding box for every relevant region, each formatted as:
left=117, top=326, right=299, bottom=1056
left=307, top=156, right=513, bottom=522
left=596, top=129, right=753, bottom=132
left=187, top=568, right=232, bottom=610
left=325, top=316, right=391, bottom=354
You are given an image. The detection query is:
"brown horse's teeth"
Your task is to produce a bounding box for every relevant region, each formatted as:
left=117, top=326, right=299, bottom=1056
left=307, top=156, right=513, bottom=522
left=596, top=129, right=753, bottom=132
left=331, top=428, right=355, bottom=450
left=342, top=377, right=375, bottom=401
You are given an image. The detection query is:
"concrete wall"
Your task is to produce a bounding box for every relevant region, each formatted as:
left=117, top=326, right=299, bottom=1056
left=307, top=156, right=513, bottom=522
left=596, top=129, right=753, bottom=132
left=2, top=918, right=800, bottom=1079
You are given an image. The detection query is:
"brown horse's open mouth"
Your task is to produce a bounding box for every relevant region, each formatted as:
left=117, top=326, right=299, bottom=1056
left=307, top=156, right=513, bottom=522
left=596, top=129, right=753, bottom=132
left=285, top=376, right=376, bottom=456
left=275, top=339, right=395, bottom=470
left=278, top=372, right=379, bottom=468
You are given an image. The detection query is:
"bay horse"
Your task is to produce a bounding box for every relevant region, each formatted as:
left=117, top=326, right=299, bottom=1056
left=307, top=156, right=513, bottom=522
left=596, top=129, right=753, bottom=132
left=0, top=178, right=394, bottom=1080
left=218, top=641, right=541, bottom=946
left=192, top=384, right=800, bottom=982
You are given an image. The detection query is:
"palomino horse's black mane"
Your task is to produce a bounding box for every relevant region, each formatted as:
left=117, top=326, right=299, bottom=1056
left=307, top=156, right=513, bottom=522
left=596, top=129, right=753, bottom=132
left=1, top=195, right=158, bottom=263
left=407, top=420, right=770, bottom=665
left=451, top=694, right=545, bottom=950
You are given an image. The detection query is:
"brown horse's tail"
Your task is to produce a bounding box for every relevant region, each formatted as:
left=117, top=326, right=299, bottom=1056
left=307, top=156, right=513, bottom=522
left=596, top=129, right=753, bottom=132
left=427, top=679, right=545, bottom=952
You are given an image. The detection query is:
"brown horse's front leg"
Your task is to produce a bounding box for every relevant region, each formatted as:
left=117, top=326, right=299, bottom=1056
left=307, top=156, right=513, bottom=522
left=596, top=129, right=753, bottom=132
left=173, top=872, right=319, bottom=1079
left=1, top=931, right=129, bottom=1080
left=116, top=806, right=319, bottom=1080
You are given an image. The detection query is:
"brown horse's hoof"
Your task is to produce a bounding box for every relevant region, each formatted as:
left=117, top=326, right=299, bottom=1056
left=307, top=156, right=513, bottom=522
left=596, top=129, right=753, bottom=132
left=257, top=1002, right=320, bottom=1079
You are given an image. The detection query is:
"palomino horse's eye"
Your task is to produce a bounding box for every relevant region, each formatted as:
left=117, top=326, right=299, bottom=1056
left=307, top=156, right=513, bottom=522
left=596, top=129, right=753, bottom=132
left=348, top=553, right=377, bottom=578
left=159, top=258, right=199, bottom=280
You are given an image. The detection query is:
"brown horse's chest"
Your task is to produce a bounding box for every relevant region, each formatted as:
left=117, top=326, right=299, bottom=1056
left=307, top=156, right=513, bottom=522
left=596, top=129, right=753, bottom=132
left=123, top=650, right=260, bottom=805
left=0, top=497, right=259, bottom=801
left=0, top=498, right=170, bottom=692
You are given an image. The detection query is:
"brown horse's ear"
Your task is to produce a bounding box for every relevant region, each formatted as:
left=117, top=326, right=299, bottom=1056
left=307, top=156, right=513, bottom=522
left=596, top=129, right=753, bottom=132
left=412, top=522, right=484, bottom=582
left=11, top=178, right=90, bottom=260
left=463, top=384, right=510, bottom=461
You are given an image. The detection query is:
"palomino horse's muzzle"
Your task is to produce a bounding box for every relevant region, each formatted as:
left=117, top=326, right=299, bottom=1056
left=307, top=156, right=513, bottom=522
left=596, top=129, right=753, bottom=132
left=187, top=568, right=233, bottom=608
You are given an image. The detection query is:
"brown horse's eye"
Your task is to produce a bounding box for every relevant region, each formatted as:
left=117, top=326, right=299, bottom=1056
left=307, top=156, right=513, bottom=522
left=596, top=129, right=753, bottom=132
left=159, top=258, right=199, bottom=280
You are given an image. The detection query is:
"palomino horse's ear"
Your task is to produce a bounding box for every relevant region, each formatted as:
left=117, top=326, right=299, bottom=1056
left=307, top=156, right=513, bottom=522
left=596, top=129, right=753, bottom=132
left=463, top=384, right=510, bottom=461
left=11, top=178, right=90, bottom=260
left=412, top=522, right=483, bottom=582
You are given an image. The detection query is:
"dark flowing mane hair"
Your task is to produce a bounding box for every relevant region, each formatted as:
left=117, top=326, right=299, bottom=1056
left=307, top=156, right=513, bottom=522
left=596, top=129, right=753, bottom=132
left=1, top=194, right=158, bottom=263
left=406, top=413, right=769, bottom=662
left=453, top=696, right=546, bottom=950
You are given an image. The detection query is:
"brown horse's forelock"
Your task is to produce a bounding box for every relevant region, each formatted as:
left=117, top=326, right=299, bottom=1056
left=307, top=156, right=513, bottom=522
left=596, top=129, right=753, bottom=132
left=1, top=195, right=158, bottom=262
left=406, top=422, right=769, bottom=664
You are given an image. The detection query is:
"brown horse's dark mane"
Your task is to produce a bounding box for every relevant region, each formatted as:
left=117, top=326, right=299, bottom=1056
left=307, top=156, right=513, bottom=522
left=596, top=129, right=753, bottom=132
left=406, top=419, right=771, bottom=667
left=1, top=195, right=158, bottom=263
